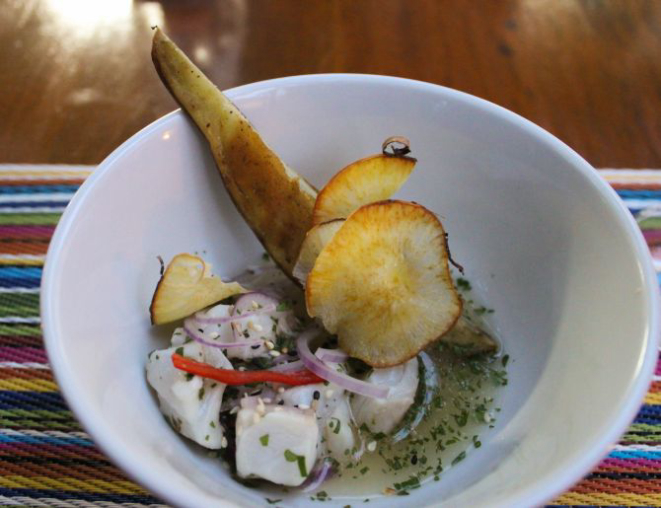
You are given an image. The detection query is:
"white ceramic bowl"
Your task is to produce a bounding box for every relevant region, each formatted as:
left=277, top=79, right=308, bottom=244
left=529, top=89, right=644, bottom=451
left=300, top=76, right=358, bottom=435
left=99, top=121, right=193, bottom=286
left=41, top=75, right=659, bottom=508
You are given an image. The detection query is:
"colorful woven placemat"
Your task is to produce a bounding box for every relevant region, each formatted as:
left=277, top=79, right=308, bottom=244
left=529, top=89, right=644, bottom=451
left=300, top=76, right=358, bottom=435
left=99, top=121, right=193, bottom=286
left=0, top=165, right=657, bottom=508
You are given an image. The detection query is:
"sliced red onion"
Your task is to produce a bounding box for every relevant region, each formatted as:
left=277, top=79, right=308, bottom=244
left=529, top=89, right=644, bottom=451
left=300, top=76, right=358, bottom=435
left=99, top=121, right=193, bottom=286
left=269, top=359, right=305, bottom=373
left=297, top=330, right=389, bottom=399
left=271, top=352, right=300, bottom=365
left=315, top=347, right=348, bottom=363
left=233, top=292, right=280, bottom=316
left=302, top=459, right=334, bottom=492
left=183, top=319, right=261, bottom=349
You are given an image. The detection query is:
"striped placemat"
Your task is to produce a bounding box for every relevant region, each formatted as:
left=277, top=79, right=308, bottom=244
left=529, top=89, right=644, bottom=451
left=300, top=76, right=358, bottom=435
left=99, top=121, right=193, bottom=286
left=0, top=164, right=658, bottom=508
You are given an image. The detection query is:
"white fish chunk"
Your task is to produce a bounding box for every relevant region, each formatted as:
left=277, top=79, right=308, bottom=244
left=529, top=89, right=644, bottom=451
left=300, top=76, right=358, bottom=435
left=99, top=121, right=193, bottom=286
left=235, top=404, right=318, bottom=486
left=280, top=383, right=356, bottom=464
left=351, top=357, right=419, bottom=434
left=146, top=328, right=232, bottom=449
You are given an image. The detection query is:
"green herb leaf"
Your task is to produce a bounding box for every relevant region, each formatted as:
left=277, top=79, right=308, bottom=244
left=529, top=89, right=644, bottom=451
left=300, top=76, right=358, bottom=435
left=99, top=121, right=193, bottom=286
left=260, top=434, right=269, bottom=446
left=284, top=449, right=308, bottom=477
left=329, top=417, right=341, bottom=435
left=276, top=301, right=292, bottom=312
left=451, top=451, right=466, bottom=465
left=456, top=277, right=471, bottom=291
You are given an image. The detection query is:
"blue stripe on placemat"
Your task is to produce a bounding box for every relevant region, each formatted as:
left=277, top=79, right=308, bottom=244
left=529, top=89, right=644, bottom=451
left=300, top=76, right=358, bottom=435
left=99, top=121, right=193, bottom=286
left=0, top=185, right=81, bottom=195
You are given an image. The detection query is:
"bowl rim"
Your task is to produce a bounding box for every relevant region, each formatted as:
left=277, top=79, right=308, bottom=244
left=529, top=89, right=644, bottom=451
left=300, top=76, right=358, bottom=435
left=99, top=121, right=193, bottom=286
left=41, top=73, right=660, bottom=508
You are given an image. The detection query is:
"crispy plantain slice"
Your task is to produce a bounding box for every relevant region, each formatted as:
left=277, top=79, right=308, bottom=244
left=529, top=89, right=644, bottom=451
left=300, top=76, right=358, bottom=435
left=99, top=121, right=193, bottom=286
left=306, top=200, right=462, bottom=367
left=151, top=29, right=317, bottom=276
left=312, top=154, right=416, bottom=225
left=150, top=253, right=246, bottom=325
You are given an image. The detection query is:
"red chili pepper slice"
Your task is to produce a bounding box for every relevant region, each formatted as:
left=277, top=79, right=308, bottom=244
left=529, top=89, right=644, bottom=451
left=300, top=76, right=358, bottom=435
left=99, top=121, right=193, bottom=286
left=171, top=353, right=323, bottom=386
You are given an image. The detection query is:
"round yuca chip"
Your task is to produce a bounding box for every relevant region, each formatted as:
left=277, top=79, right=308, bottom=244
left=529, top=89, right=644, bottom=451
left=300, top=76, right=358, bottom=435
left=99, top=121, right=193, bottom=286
left=306, top=200, right=462, bottom=367
left=150, top=253, right=246, bottom=325
left=312, top=154, right=416, bottom=225
left=292, top=219, right=345, bottom=285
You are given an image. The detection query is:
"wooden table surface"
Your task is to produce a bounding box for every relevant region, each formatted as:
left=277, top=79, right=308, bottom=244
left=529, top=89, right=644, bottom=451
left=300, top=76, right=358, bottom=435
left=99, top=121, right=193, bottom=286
left=1, top=0, right=660, bottom=168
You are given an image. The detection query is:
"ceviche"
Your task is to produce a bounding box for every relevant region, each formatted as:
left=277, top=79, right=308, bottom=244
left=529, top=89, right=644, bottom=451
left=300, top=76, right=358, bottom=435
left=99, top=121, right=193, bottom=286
left=145, top=28, right=509, bottom=500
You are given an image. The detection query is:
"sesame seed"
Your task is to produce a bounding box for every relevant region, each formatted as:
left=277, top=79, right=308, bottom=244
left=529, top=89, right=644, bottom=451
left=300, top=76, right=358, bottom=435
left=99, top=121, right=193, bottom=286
left=281, top=347, right=289, bottom=354
left=269, top=350, right=281, bottom=357
left=325, top=389, right=334, bottom=398
left=221, top=436, right=228, bottom=448
left=277, top=387, right=285, bottom=394
left=367, top=441, right=377, bottom=452
left=247, top=321, right=260, bottom=332
left=265, top=340, right=275, bottom=350
left=251, top=300, right=259, bottom=309
left=208, top=331, right=219, bottom=339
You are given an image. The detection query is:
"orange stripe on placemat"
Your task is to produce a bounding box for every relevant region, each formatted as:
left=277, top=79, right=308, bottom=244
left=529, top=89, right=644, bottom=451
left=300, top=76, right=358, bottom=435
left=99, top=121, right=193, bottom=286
left=555, top=491, right=661, bottom=506
left=0, top=242, right=49, bottom=255
left=0, top=369, right=53, bottom=381
left=0, top=179, right=85, bottom=187
left=572, top=476, right=661, bottom=494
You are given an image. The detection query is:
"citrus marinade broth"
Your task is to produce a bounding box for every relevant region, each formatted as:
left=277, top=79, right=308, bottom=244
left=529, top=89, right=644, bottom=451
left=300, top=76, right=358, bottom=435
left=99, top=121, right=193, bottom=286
left=318, top=343, right=507, bottom=500
left=236, top=262, right=507, bottom=501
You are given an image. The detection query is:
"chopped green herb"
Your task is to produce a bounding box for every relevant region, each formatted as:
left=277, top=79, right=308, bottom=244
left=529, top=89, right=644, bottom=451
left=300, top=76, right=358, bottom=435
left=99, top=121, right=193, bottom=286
left=329, top=417, right=341, bottom=435
left=210, top=421, right=216, bottom=428
left=276, top=301, right=292, bottom=312
left=312, top=490, right=329, bottom=501
left=198, top=387, right=205, bottom=400
left=260, top=434, right=270, bottom=446
left=456, top=277, right=471, bottom=291
left=185, top=373, right=194, bottom=381
left=501, top=354, right=510, bottom=367
left=452, top=451, right=466, bottom=465
left=284, top=449, right=308, bottom=477
left=265, top=498, right=281, bottom=504
left=262, top=252, right=270, bottom=261
left=175, top=347, right=184, bottom=356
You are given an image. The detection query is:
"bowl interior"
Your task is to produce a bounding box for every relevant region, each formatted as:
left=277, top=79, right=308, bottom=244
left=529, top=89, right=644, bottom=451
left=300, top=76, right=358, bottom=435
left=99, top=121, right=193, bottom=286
left=42, top=75, right=658, bottom=508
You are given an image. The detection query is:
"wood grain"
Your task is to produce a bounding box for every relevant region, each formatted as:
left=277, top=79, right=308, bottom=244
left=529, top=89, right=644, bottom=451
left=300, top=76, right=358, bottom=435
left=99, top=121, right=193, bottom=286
left=0, top=0, right=660, bottom=167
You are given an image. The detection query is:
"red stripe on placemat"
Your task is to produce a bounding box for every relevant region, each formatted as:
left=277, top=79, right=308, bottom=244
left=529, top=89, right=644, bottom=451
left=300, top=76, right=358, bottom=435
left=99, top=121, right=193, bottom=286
left=611, top=182, right=661, bottom=190
left=0, top=347, right=48, bottom=363
left=0, top=226, right=56, bottom=239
